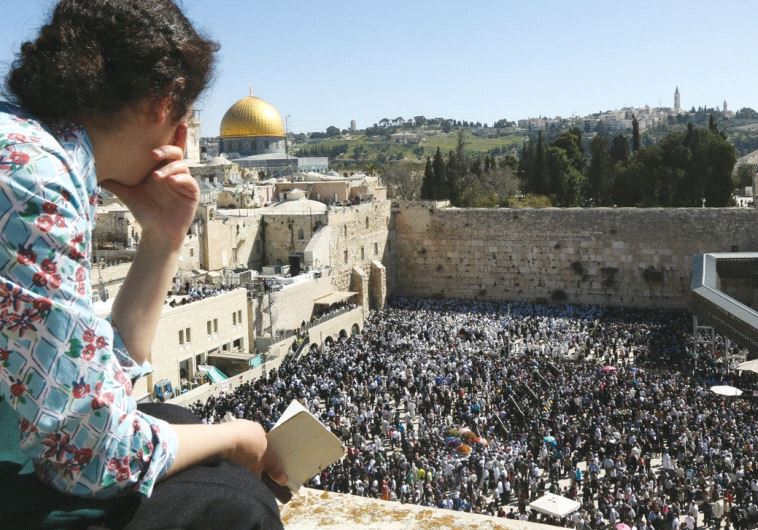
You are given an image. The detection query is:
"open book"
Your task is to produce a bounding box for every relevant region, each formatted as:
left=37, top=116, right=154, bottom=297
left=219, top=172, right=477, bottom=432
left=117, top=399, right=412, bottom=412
left=264, top=399, right=346, bottom=500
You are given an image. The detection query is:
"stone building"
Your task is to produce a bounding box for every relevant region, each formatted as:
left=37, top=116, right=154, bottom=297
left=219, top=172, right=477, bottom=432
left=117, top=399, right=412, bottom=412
left=129, top=289, right=250, bottom=399
left=94, top=203, right=141, bottom=250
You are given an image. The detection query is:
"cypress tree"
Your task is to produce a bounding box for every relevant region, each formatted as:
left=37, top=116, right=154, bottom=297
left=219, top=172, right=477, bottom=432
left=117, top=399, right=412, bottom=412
left=449, top=130, right=466, bottom=204
left=431, top=147, right=447, bottom=200
left=632, top=115, right=640, bottom=152
left=518, top=141, right=535, bottom=192
left=533, top=131, right=547, bottom=194
left=446, top=150, right=457, bottom=202
left=421, top=156, right=434, bottom=199
left=587, top=134, right=614, bottom=205
left=610, top=134, right=630, bottom=163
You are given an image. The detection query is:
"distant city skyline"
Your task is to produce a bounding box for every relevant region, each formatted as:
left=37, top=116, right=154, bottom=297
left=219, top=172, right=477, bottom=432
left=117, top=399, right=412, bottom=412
left=0, top=0, right=756, bottom=136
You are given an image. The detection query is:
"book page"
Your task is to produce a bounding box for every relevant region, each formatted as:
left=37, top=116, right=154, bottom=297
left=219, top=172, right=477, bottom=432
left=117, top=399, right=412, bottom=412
left=267, top=400, right=345, bottom=491
left=272, top=399, right=308, bottom=429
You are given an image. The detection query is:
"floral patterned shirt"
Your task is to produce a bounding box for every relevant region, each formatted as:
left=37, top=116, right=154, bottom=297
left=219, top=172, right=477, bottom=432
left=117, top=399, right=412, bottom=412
left=0, top=102, right=177, bottom=498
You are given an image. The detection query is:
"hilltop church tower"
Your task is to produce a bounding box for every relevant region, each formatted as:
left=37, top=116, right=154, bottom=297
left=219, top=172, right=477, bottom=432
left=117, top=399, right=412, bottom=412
left=674, top=87, right=681, bottom=114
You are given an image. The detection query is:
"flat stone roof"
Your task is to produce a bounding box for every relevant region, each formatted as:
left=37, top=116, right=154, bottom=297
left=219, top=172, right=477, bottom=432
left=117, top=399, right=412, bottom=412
left=280, top=489, right=558, bottom=530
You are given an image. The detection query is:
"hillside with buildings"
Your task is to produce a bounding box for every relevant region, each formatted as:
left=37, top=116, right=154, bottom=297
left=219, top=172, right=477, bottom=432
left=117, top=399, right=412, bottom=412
left=283, top=88, right=758, bottom=169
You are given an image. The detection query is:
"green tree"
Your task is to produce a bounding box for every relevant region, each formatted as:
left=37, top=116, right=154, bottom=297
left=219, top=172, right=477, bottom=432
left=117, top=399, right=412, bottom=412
left=382, top=160, right=423, bottom=200
left=610, top=134, right=630, bottom=164
left=518, top=141, right=535, bottom=192
left=532, top=132, right=547, bottom=195
left=614, top=125, right=736, bottom=207
left=587, top=134, right=615, bottom=205
left=431, top=147, right=447, bottom=200
left=552, top=128, right=584, bottom=171
left=632, top=115, right=640, bottom=152
left=614, top=160, right=642, bottom=206
left=471, top=158, right=483, bottom=178
left=545, top=146, right=584, bottom=206
left=736, top=108, right=758, bottom=120
left=447, top=130, right=467, bottom=204
left=595, top=120, right=608, bottom=138
left=420, top=156, right=434, bottom=199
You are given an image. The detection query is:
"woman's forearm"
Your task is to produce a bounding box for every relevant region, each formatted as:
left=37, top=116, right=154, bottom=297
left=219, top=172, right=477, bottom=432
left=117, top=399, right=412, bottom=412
left=110, top=230, right=182, bottom=364
left=164, top=420, right=284, bottom=484
left=164, top=422, right=237, bottom=477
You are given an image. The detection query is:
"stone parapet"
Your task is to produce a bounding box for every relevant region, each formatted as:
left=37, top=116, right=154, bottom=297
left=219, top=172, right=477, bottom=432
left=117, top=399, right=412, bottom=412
left=281, top=488, right=557, bottom=530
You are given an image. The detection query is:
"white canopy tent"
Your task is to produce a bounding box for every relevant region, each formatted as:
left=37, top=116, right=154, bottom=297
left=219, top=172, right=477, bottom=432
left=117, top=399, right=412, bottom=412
left=737, top=359, right=758, bottom=374
left=528, top=493, right=581, bottom=518
left=710, top=385, right=743, bottom=396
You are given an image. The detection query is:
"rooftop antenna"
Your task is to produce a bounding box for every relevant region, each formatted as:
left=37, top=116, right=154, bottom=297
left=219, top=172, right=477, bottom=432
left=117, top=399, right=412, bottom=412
left=249, top=85, right=254, bottom=97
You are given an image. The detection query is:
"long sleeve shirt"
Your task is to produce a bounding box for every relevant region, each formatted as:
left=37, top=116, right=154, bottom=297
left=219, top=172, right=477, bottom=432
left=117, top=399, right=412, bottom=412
left=0, top=102, right=177, bottom=498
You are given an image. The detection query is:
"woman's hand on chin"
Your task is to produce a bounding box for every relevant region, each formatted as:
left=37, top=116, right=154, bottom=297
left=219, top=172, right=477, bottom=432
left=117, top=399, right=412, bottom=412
left=100, top=123, right=198, bottom=248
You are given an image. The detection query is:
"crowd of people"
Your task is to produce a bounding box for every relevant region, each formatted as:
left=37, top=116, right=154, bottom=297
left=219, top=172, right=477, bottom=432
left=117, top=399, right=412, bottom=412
left=309, top=301, right=359, bottom=326
left=190, top=298, right=758, bottom=529
left=166, top=281, right=239, bottom=307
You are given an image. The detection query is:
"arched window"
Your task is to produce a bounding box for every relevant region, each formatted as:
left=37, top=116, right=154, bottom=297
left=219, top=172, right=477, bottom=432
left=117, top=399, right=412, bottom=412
left=297, top=228, right=304, bottom=240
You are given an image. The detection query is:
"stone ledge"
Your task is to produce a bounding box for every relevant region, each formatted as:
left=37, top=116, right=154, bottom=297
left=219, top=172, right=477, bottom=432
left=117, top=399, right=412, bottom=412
left=280, top=488, right=558, bottom=530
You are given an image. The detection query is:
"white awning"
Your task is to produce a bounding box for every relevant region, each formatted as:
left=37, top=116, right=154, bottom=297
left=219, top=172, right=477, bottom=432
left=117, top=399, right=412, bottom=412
left=711, top=385, right=743, bottom=396
left=528, top=493, right=581, bottom=518
left=737, top=359, right=758, bottom=374
left=314, top=291, right=358, bottom=306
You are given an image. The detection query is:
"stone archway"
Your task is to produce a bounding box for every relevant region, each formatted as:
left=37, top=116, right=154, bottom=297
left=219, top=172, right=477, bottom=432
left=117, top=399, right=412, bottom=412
left=351, top=323, right=361, bottom=336
left=338, top=329, right=348, bottom=340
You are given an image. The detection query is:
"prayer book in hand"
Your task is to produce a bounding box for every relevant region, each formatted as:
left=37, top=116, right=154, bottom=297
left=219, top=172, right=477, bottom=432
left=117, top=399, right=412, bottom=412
left=263, top=399, right=346, bottom=503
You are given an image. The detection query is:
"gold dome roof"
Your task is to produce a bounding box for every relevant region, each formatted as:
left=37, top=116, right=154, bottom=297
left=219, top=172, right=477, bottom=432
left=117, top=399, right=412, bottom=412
left=220, top=95, right=285, bottom=138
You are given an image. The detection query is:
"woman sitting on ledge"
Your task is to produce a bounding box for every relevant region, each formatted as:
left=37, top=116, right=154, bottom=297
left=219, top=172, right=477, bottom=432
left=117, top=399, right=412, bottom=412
left=0, top=1, right=285, bottom=528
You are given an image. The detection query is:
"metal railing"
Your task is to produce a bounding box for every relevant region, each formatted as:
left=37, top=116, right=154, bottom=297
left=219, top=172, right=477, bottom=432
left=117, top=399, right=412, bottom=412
left=690, top=253, right=758, bottom=353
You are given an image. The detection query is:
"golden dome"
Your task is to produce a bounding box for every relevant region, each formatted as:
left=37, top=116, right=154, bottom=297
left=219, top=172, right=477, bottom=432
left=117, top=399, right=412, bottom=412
left=220, top=95, right=285, bottom=138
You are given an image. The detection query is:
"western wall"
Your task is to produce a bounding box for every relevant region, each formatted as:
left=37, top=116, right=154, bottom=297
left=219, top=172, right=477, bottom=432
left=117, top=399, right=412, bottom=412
left=391, top=203, right=758, bottom=308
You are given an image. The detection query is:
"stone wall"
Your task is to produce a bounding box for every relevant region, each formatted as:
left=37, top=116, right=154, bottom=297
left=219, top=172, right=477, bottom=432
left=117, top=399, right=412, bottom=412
left=327, top=201, right=392, bottom=294
left=95, top=205, right=141, bottom=249
left=199, top=206, right=264, bottom=270
left=268, top=274, right=334, bottom=331
left=393, top=203, right=758, bottom=308
left=370, top=260, right=387, bottom=310
left=351, top=266, right=369, bottom=313
left=263, top=213, right=328, bottom=268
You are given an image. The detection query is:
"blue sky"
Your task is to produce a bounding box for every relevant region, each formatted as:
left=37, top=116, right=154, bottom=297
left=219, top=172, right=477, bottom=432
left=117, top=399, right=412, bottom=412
left=1, top=0, right=756, bottom=136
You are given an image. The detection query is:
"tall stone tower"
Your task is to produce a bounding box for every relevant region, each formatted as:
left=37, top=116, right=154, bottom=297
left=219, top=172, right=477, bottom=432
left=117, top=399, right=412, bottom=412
left=674, top=87, right=681, bottom=114
left=723, top=100, right=728, bottom=113
left=185, top=109, right=202, bottom=163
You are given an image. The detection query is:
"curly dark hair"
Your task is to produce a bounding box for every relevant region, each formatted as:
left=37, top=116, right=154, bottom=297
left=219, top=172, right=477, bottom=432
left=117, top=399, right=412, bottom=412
left=5, top=0, right=219, bottom=123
